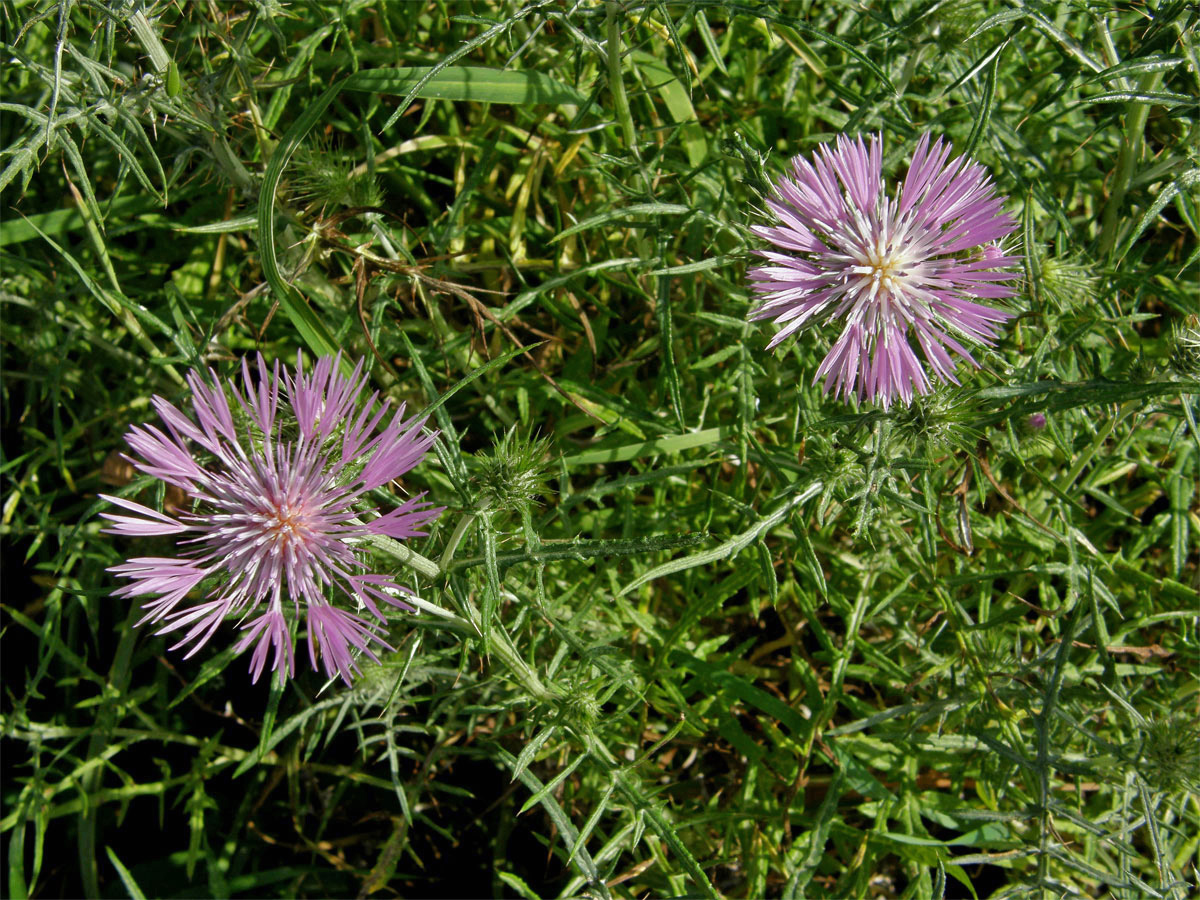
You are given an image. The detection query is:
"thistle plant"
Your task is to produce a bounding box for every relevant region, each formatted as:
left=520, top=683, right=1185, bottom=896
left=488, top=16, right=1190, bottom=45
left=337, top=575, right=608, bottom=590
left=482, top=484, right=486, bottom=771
left=748, top=133, right=1020, bottom=409
left=101, top=354, right=442, bottom=684
left=3, top=2, right=1196, bottom=898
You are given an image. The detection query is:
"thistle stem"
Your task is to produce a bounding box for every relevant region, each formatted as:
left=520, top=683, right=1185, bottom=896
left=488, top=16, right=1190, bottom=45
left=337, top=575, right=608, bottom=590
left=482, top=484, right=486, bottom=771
left=606, top=1, right=640, bottom=165
left=1097, top=70, right=1165, bottom=259
left=486, top=623, right=551, bottom=700
left=439, top=511, right=478, bottom=572
left=366, top=531, right=441, bottom=580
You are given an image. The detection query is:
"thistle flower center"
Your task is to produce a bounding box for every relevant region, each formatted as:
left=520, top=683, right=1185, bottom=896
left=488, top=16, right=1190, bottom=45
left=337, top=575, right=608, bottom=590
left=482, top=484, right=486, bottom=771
left=858, top=239, right=910, bottom=294
left=263, top=502, right=316, bottom=550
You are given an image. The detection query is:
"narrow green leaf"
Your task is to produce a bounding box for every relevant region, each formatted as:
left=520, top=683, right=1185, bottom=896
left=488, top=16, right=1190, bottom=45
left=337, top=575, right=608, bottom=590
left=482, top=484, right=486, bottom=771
left=693, top=9, right=727, bottom=75
left=8, top=815, right=28, bottom=900
left=562, top=426, right=732, bottom=467
left=1086, top=57, right=1185, bottom=82
left=757, top=540, right=779, bottom=604
left=517, top=752, right=587, bottom=814
left=438, top=259, right=644, bottom=352
left=496, top=871, right=541, bottom=900
left=566, top=777, right=617, bottom=866
left=496, top=749, right=611, bottom=899
left=720, top=2, right=897, bottom=93
left=479, top=512, right=502, bottom=654
left=1071, top=89, right=1198, bottom=110
left=343, top=66, right=587, bottom=106
left=380, top=0, right=565, bottom=131
left=174, top=215, right=259, bottom=235
left=511, top=726, right=559, bottom=781
left=648, top=256, right=732, bottom=276
left=104, top=847, right=147, bottom=900
left=630, top=50, right=706, bottom=167
left=671, top=650, right=810, bottom=737
left=610, top=769, right=719, bottom=900
left=1114, top=168, right=1200, bottom=265
left=784, top=771, right=845, bottom=897
left=964, top=45, right=1002, bottom=158
left=655, top=235, right=685, bottom=431
left=232, top=699, right=343, bottom=778
left=617, top=482, right=821, bottom=597
left=450, top=532, right=708, bottom=572
left=256, top=79, right=345, bottom=360
left=255, top=678, right=286, bottom=767
left=421, top=343, right=533, bottom=421
left=551, top=202, right=691, bottom=242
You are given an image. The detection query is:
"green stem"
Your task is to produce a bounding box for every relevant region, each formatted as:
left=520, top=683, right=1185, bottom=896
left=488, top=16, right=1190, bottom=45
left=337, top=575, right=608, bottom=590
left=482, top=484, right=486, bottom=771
left=128, top=9, right=171, bottom=74
left=1097, top=70, right=1165, bottom=259
left=606, top=2, right=638, bottom=156
left=78, top=615, right=139, bottom=898
left=438, top=511, right=478, bottom=573
left=371, top=513, right=546, bottom=699
left=367, top=532, right=441, bottom=581
left=486, top=624, right=551, bottom=700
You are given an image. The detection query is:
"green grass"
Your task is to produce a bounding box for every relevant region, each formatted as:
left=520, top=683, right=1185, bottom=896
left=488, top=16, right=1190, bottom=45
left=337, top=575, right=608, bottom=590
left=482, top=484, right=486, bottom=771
left=2, top=1, right=1198, bottom=898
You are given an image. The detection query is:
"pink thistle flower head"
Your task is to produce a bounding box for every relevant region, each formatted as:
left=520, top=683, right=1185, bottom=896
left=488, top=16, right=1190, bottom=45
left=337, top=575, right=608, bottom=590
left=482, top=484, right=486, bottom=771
left=101, top=353, right=443, bottom=685
left=747, top=133, right=1020, bottom=410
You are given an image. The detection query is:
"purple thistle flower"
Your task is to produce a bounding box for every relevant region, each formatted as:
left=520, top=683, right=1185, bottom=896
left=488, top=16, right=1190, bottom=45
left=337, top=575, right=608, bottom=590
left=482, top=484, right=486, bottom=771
left=747, top=133, right=1020, bottom=410
left=100, top=354, right=443, bottom=685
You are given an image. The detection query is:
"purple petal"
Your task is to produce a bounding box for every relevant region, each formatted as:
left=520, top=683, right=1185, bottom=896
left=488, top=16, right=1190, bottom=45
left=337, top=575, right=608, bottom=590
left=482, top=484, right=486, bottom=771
left=100, top=495, right=188, bottom=536
left=366, top=493, right=444, bottom=540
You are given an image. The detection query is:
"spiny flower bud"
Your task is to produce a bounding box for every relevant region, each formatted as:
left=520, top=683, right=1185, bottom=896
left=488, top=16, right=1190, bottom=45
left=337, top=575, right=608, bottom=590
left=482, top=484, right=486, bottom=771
left=473, top=427, right=553, bottom=515
left=1138, top=712, right=1200, bottom=794
left=890, top=389, right=979, bottom=458
left=1167, top=315, right=1200, bottom=379
left=1037, top=251, right=1098, bottom=311
left=290, top=136, right=383, bottom=212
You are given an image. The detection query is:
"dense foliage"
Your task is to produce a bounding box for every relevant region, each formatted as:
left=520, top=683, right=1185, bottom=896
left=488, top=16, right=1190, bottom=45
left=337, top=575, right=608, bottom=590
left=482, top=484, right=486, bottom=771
left=2, top=1, right=1197, bottom=898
